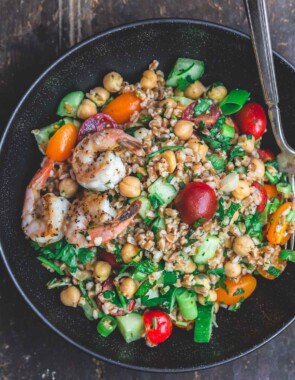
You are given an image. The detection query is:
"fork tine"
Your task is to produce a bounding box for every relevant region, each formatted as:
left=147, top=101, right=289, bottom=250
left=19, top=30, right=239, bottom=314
left=288, top=173, right=295, bottom=251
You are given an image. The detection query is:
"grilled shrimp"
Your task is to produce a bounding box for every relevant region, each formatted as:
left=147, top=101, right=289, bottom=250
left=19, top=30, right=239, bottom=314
left=63, top=193, right=141, bottom=248
left=72, top=128, right=142, bottom=192
left=22, top=158, right=70, bottom=245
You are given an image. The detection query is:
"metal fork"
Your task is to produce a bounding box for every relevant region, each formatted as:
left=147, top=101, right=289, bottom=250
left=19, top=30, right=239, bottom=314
left=244, top=0, right=295, bottom=250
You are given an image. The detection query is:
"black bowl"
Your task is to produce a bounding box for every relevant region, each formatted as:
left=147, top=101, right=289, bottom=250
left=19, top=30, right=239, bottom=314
left=0, top=19, right=294, bottom=372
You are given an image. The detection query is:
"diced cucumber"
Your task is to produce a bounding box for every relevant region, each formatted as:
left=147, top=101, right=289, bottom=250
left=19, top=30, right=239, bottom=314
left=57, top=91, right=84, bottom=117
left=193, top=235, right=219, bottom=264
left=171, top=96, right=194, bottom=106
left=166, top=58, right=205, bottom=87
left=116, top=313, right=144, bottom=343
left=148, top=177, right=177, bottom=207
left=151, top=217, right=165, bottom=235
left=130, top=196, right=151, bottom=219
left=194, top=304, right=214, bottom=343
left=175, top=288, right=198, bottom=320
left=32, top=118, right=81, bottom=153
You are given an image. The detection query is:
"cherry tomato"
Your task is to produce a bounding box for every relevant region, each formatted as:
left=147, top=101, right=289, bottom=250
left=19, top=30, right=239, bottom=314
left=98, top=251, right=120, bottom=268
left=257, top=148, right=275, bottom=162
left=143, top=310, right=172, bottom=345
left=216, top=274, right=257, bottom=305
left=235, top=102, right=267, bottom=139
left=264, top=184, right=278, bottom=199
left=77, top=113, right=118, bottom=142
left=174, top=182, right=217, bottom=224
left=46, top=123, right=77, bottom=161
left=257, top=256, right=286, bottom=280
left=103, top=92, right=141, bottom=124
left=252, top=181, right=268, bottom=212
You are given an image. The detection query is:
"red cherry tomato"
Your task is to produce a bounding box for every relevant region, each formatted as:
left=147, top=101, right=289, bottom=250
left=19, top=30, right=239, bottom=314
left=235, top=102, right=267, bottom=139
left=252, top=181, right=268, bottom=213
left=143, top=310, right=172, bottom=345
left=174, top=182, right=217, bottom=224
left=257, top=148, right=275, bottom=162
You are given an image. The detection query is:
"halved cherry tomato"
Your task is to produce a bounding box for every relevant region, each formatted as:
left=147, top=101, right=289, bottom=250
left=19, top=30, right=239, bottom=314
left=143, top=310, right=172, bottom=345
left=103, top=92, right=141, bottom=124
left=216, top=274, right=257, bottom=305
left=235, top=102, right=267, bottom=139
left=252, top=181, right=268, bottom=212
left=174, top=182, right=217, bottom=224
left=266, top=202, right=292, bottom=244
left=46, top=123, right=77, bottom=161
left=257, top=148, right=275, bottom=162
left=264, top=184, right=278, bottom=199
left=257, top=247, right=287, bottom=280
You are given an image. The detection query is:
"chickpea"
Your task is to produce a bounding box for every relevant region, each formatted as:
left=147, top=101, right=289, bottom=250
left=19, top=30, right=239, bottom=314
left=119, top=176, right=141, bottom=198
left=59, top=178, right=79, bottom=198
left=207, top=85, right=228, bottom=102
left=86, top=86, right=110, bottom=107
left=224, top=261, right=242, bottom=278
left=60, top=286, right=80, bottom=307
left=140, top=70, right=158, bottom=89
left=233, top=235, right=255, bottom=257
left=187, top=139, right=208, bottom=159
left=77, top=99, right=97, bottom=120
left=103, top=71, right=123, bottom=93
left=184, top=80, right=205, bottom=100
left=161, top=150, right=177, bottom=173
left=238, top=134, right=255, bottom=153
left=93, top=261, right=112, bottom=282
left=174, top=88, right=184, bottom=96
left=232, top=180, right=251, bottom=200
left=121, top=243, right=142, bottom=264
left=198, top=290, right=217, bottom=305
left=193, top=274, right=210, bottom=295
left=119, top=278, right=138, bottom=299
left=249, top=158, right=265, bottom=180
left=159, top=98, right=177, bottom=108
left=174, top=120, right=194, bottom=140
left=183, top=258, right=197, bottom=274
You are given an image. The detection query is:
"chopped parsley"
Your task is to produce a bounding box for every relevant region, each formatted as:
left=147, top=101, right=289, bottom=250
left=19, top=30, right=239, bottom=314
left=193, top=98, right=213, bottom=116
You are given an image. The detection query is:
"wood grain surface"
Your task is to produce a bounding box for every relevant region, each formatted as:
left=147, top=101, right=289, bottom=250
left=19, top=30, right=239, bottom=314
left=0, top=1, right=294, bottom=379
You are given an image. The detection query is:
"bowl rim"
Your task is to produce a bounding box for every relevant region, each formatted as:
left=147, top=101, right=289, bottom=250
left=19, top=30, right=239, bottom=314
left=0, top=18, right=294, bottom=373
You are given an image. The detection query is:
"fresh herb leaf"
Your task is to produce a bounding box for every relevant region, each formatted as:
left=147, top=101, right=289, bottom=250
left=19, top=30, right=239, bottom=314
left=138, top=114, right=152, bottom=124
left=229, top=145, right=245, bottom=162
left=77, top=248, right=95, bottom=264
left=215, top=197, right=225, bottom=221
left=233, top=288, right=245, bottom=296
left=193, top=218, right=206, bottom=228
left=208, top=155, right=226, bottom=173
left=149, top=193, right=165, bottom=210
left=207, top=268, right=225, bottom=276
left=162, top=271, right=178, bottom=286
left=267, top=266, right=281, bottom=277
left=114, top=243, right=123, bottom=263
left=193, top=98, right=213, bottom=116
left=166, top=175, right=175, bottom=183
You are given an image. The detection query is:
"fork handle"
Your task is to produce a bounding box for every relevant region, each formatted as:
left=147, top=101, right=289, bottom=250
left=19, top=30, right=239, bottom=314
left=244, top=0, right=295, bottom=155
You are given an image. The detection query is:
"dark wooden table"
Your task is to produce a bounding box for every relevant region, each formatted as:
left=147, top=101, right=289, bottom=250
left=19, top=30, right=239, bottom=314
left=0, top=1, right=294, bottom=379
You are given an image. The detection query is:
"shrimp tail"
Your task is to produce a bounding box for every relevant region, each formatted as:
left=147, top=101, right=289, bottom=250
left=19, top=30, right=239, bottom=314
left=28, top=158, right=54, bottom=189
left=87, top=200, right=142, bottom=247
left=118, top=135, right=142, bottom=154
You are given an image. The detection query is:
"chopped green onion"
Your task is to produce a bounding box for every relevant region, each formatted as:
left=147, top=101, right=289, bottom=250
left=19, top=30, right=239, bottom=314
left=166, top=175, right=175, bottom=183
left=279, top=250, right=295, bottom=263
left=220, top=89, right=250, bottom=115
left=147, top=146, right=185, bottom=161
left=265, top=171, right=278, bottom=184
left=97, top=316, right=117, bottom=337
left=221, top=124, right=235, bottom=138
left=286, top=210, right=295, bottom=222
left=37, top=256, right=64, bottom=275
left=175, top=320, right=188, bottom=327
left=133, top=271, right=147, bottom=281
left=276, top=182, right=291, bottom=194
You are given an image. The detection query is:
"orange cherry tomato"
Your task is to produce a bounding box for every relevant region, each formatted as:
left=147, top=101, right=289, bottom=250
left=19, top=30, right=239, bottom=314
left=103, top=92, right=141, bottom=124
left=264, top=184, right=278, bottom=199
left=46, top=123, right=77, bottom=161
left=266, top=202, right=292, bottom=244
left=216, top=274, right=257, bottom=305
left=257, top=247, right=287, bottom=280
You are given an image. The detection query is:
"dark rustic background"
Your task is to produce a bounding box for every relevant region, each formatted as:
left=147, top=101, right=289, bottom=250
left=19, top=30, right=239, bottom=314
left=0, top=1, right=294, bottom=379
